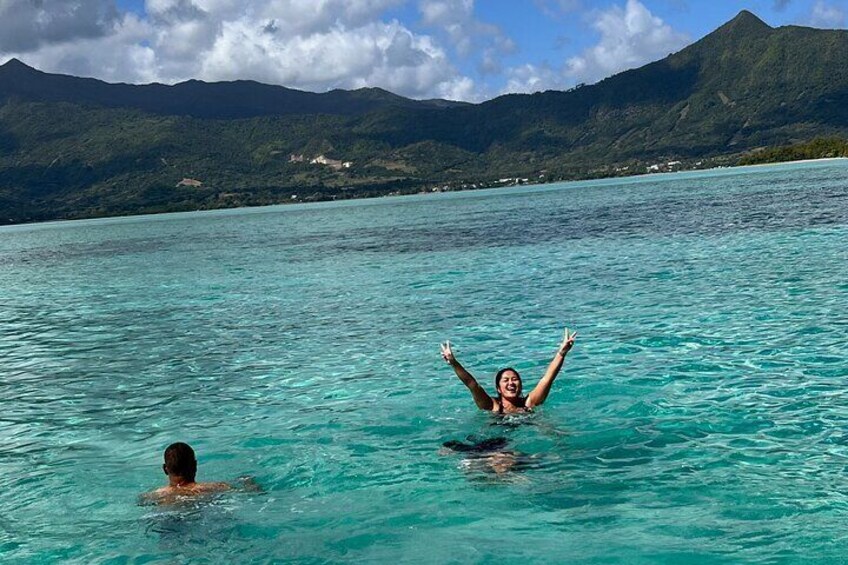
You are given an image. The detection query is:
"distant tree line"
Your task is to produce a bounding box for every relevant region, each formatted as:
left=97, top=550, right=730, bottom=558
left=739, top=137, right=848, bottom=165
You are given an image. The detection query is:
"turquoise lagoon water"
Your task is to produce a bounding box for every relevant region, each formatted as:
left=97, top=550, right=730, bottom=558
left=2, top=160, right=848, bottom=563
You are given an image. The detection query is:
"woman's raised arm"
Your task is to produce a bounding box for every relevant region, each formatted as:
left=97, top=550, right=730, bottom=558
left=526, top=329, right=577, bottom=408
left=441, top=341, right=494, bottom=411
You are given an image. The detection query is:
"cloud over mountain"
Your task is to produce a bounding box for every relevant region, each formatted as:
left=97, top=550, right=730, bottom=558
left=0, top=0, right=120, bottom=52
left=0, top=1, right=845, bottom=101
left=809, top=1, right=845, bottom=28
left=0, top=0, right=477, bottom=100
left=505, top=0, right=688, bottom=93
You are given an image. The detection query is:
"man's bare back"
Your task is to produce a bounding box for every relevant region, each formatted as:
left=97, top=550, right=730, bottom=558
left=142, top=481, right=231, bottom=505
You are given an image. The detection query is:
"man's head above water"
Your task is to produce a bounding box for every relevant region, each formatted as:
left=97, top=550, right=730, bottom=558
left=140, top=442, right=235, bottom=505
left=163, top=442, right=197, bottom=485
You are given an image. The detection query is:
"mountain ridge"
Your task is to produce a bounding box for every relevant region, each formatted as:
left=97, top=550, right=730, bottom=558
left=2, top=10, right=848, bottom=224
left=0, top=57, right=468, bottom=118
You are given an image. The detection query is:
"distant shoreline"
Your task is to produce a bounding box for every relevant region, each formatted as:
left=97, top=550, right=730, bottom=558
left=734, top=156, right=848, bottom=169
left=2, top=156, right=847, bottom=229
left=489, top=156, right=848, bottom=191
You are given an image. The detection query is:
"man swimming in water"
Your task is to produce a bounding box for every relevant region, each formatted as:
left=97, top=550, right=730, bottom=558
left=441, top=328, right=577, bottom=414
left=141, top=442, right=231, bottom=505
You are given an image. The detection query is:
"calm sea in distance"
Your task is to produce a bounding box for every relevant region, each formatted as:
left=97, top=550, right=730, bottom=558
left=1, top=160, right=848, bottom=563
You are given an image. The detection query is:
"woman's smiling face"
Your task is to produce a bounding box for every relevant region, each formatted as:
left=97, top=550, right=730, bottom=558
left=497, top=369, right=522, bottom=400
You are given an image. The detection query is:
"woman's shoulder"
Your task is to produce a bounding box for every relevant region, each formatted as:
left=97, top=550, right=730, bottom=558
left=495, top=398, right=533, bottom=414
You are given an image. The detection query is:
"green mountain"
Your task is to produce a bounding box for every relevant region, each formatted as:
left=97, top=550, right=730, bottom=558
left=2, top=10, right=848, bottom=224
left=0, top=57, right=466, bottom=118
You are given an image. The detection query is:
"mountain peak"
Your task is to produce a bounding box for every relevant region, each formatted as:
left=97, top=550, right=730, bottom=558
left=1, top=58, right=36, bottom=71
left=0, top=58, right=46, bottom=84
left=681, top=9, right=773, bottom=57
left=720, top=10, right=772, bottom=34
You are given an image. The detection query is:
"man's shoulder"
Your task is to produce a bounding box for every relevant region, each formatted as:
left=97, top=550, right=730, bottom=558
left=138, top=487, right=170, bottom=505
left=138, top=483, right=230, bottom=505
left=194, top=481, right=231, bottom=493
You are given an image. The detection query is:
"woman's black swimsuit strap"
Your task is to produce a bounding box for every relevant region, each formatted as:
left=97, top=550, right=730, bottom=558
left=497, top=398, right=531, bottom=415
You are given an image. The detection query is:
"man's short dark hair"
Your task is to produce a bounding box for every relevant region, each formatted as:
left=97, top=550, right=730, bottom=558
left=164, top=442, right=197, bottom=481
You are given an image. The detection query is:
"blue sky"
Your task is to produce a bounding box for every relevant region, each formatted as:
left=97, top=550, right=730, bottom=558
left=2, top=1, right=846, bottom=101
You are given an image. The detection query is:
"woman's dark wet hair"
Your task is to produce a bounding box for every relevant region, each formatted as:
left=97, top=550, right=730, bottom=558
left=494, top=367, right=521, bottom=395
left=163, top=442, right=197, bottom=482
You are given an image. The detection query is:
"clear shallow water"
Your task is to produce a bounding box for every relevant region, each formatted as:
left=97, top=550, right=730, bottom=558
left=1, top=160, right=848, bottom=563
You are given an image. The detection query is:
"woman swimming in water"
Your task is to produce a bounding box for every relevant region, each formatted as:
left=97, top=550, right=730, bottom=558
left=440, top=329, right=577, bottom=414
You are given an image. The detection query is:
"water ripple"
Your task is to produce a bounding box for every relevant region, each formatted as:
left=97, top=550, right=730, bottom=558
left=2, top=161, right=848, bottom=562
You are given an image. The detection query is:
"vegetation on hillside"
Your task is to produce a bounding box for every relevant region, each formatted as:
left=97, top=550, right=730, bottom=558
left=739, top=137, right=848, bottom=165
left=2, top=10, right=848, bottom=224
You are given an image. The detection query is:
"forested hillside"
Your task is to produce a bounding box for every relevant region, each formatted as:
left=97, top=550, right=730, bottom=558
left=2, top=10, right=848, bottom=223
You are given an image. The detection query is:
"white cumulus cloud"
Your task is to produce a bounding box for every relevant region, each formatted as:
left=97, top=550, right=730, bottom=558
left=0, top=0, right=481, bottom=100
left=418, top=0, right=514, bottom=75
left=503, top=0, right=688, bottom=94
left=809, top=1, right=846, bottom=28
left=503, top=62, right=565, bottom=94
left=0, top=0, right=120, bottom=52
left=564, top=0, right=689, bottom=85
left=198, top=18, right=463, bottom=98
